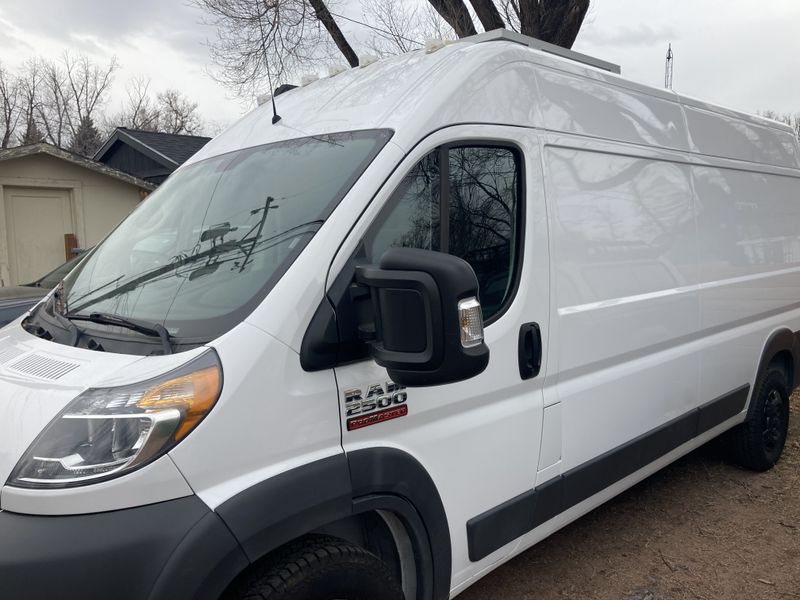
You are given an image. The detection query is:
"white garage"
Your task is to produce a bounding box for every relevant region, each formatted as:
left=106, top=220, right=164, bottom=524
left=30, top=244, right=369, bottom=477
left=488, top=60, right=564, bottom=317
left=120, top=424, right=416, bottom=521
left=0, top=143, right=153, bottom=286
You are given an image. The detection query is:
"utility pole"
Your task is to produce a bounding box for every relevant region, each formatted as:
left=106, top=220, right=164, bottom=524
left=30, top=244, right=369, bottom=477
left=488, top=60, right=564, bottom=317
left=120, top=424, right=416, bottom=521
left=665, top=43, right=674, bottom=90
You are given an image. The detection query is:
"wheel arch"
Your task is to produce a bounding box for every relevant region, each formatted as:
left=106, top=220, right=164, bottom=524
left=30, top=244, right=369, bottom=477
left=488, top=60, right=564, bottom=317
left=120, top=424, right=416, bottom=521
left=752, top=328, right=800, bottom=417
left=213, top=448, right=451, bottom=600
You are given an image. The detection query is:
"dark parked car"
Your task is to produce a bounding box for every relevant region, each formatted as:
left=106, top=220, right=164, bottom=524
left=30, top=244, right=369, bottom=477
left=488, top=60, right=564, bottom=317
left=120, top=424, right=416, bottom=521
left=0, top=252, right=87, bottom=327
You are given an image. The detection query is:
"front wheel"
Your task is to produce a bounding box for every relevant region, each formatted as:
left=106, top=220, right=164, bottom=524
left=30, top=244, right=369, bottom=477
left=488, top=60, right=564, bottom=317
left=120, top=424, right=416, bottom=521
left=223, top=535, right=405, bottom=600
left=727, top=369, right=790, bottom=471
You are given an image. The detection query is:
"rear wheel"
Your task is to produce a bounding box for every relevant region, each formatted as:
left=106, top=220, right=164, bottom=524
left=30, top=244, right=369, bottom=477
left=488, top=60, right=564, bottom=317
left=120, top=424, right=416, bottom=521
left=727, top=369, right=790, bottom=471
left=223, top=535, right=405, bottom=600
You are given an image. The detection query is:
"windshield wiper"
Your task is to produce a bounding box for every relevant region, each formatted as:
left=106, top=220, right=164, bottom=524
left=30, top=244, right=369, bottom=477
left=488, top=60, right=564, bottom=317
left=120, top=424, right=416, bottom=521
left=69, top=221, right=327, bottom=315
left=68, top=312, right=173, bottom=355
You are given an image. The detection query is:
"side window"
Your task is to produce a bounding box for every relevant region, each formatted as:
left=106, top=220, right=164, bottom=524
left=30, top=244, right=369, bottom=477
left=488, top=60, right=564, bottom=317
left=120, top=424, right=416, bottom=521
left=448, top=147, right=520, bottom=318
left=367, top=151, right=440, bottom=260
left=365, top=144, right=522, bottom=321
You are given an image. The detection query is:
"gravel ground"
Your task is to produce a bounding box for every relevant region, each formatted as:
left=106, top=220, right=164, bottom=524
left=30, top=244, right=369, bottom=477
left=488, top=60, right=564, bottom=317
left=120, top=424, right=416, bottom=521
left=458, top=392, right=800, bottom=600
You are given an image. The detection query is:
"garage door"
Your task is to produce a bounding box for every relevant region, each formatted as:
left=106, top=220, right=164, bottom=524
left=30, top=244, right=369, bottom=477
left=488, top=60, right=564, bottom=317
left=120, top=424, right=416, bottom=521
left=4, top=187, right=74, bottom=286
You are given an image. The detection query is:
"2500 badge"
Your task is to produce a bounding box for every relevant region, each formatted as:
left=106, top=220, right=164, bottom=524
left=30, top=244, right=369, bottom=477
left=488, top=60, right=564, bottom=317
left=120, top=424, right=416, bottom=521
left=344, top=382, right=408, bottom=431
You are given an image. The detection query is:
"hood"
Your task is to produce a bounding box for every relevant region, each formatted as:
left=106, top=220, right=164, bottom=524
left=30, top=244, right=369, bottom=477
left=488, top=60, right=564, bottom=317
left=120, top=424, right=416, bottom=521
left=0, top=324, right=203, bottom=488
left=0, top=286, right=47, bottom=301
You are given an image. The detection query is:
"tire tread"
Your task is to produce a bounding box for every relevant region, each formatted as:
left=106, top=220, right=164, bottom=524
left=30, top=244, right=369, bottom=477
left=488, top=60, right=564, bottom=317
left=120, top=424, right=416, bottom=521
left=224, top=535, right=403, bottom=600
left=727, top=368, right=789, bottom=472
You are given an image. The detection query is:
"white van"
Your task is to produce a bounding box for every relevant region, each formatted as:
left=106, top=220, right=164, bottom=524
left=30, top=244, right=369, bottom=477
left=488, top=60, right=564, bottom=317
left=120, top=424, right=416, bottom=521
left=1, top=30, right=798, bottom=600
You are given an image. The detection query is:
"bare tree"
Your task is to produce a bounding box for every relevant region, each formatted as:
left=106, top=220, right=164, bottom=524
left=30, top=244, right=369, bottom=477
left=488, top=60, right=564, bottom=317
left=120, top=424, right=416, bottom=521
left=426, top=0, right=476, bottom=37
left=38, top=59, right=71, bottom=147
left=104, top=77, right=160, bottom=133
left=421, top=0, right=592, bottom=47
left=35, top=53, right=117, bottom=148
left=62, top=52, right=118, bottom=137
left=517, top=0, right=589, bottom=47
left=123, top=77, right=160, bottom=131
left=760, top=110, right=800, bottom=139
left=197, top=0, right=591, bottom=99
left=362, top=0, right=454, bottom=56
left=17, top=59, right=45, bottom=145
left=0, top=63, right=20, bottom=148
left=107, top=79, right=203, bottom=135
left=157, top=89, right=203, bottom=135
left=194, top=0, right=359, bottom=95
left=467, top=0, right=504, bottom=32
left=362, top=0, right=421, bottom=54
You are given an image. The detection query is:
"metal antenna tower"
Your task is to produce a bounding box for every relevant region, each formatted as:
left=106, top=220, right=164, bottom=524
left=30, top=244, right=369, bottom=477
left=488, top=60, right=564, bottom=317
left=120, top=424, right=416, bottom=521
left=665, top=43, right=674, bottom=89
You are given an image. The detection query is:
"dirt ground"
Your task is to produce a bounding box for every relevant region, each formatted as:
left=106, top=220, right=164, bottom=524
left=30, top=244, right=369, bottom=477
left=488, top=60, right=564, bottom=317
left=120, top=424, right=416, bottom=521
left=459, top=393, right=800, bottom=600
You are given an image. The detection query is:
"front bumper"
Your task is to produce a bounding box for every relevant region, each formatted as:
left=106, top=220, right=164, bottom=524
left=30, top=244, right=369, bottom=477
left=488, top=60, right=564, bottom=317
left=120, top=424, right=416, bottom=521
left=0, top=495, right=248, bottom=600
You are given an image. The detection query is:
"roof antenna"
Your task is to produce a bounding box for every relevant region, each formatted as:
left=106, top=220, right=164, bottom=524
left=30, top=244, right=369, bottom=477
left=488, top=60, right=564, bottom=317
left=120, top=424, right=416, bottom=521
left=255, top=0, right=281, bottom=124
left=665, top=43, right=674, bottom=90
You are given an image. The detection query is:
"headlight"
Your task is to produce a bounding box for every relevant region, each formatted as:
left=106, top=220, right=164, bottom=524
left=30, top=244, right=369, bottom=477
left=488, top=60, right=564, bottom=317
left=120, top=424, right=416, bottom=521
left=7, top=350, right=222, bottom=489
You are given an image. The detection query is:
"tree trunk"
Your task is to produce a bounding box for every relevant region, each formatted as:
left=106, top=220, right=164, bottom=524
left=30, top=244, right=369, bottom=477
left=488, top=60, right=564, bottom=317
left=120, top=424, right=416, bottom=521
left=519, top=0, right=588, bottom=49
left=307, top=0, right=360, bottom=67
left=468, top=0, right=505, bottom=32
left=552, top=0, right=589, bottom=47
left=427, top=0, right=478, bottom=38
left=518, top=0, right=541, bottom=38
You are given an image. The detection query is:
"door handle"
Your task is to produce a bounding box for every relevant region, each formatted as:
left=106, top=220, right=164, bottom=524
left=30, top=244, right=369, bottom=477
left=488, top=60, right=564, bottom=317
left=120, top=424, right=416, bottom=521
left=518, top=322, right=542, bottom=380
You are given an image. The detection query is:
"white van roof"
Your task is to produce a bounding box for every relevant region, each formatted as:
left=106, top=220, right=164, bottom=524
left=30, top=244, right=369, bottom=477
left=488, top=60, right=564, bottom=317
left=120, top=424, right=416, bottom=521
left=190, top=32, right=799, bottom=171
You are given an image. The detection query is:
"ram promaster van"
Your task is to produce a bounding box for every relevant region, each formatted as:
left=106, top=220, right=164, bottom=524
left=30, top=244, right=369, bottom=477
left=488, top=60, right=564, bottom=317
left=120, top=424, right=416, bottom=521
left=2, top=30, right=798, bottom=600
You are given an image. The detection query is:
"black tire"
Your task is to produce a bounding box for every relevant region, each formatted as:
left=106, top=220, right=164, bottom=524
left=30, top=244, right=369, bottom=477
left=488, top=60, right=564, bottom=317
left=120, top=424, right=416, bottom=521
left=223, top=535, right=405, bottom=600
left=727, top=369, right=790, bottom=471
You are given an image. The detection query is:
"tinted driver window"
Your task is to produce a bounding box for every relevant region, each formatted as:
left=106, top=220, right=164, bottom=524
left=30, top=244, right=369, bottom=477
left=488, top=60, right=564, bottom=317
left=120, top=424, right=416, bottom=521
left=366, top=144, right=521, bottom=321
left=367, top=151, right=440, bottom=259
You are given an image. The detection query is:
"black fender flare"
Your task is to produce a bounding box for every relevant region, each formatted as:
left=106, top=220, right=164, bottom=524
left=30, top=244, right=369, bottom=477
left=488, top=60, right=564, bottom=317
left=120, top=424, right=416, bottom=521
left=214, top=448, right=451, bottom=600
left=348, top=447, right=452, bottom=600
left=754, top=328, right=799, bottom=394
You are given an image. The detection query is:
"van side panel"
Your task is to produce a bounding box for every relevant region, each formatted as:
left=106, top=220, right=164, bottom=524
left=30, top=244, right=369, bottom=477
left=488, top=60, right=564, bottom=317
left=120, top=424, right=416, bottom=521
left=694, top=161, right=800, bottom=402
left=536, top=68, right=689, bottom=152
left=683, top=105, right=799, bottom=169
left=543, top=138, right=701, bottom=471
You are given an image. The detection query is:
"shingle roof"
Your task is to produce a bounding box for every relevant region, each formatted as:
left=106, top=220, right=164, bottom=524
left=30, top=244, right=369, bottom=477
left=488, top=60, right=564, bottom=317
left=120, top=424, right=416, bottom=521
left=93, top=128, right=211, bottom=168
left=0, top=143, right=156, bottom=190
left=116, top=128, right=211, bottom=165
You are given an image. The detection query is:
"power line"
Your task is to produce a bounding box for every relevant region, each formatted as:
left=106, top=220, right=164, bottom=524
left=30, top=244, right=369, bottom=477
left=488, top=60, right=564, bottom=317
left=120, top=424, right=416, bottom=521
left=328, top=10, right=424, bottom=49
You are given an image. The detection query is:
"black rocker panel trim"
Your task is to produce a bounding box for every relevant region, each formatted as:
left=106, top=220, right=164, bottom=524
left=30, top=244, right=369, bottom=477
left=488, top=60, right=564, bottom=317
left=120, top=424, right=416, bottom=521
left=467, top=385, right=750, bottom=562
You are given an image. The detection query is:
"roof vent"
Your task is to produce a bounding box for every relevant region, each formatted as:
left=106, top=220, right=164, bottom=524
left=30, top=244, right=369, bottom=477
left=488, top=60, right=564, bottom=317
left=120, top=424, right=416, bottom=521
left=467, top=28, right=621, bottom=74
left=359, top=55, right=378, bottom=68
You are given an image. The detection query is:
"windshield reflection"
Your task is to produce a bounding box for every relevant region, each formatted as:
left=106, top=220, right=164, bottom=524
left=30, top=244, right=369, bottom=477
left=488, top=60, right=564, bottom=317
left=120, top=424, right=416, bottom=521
left=48, top=129, right=392, bottom=345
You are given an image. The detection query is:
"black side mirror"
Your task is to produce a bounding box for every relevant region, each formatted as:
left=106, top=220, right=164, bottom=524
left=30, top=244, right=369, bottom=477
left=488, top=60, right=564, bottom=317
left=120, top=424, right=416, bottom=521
left=355, top=248, right=489, bottom=387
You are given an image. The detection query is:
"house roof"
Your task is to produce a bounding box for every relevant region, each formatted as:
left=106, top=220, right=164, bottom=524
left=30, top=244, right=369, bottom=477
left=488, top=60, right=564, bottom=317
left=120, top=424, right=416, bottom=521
left=93, top=128, right=211, bottom=169
left=0, top=143, right=156, bottom=190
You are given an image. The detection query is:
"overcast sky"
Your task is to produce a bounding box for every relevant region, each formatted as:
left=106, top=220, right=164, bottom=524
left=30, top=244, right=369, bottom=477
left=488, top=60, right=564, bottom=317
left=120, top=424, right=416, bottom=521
left=0, top=0, right=798, bottom=133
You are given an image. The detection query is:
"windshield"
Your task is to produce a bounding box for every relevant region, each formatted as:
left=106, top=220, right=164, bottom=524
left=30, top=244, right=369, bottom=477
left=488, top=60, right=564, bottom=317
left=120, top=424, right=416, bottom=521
left=33, top=251, right=88, bottom=288
left=57, top=129, right=392, bottom=345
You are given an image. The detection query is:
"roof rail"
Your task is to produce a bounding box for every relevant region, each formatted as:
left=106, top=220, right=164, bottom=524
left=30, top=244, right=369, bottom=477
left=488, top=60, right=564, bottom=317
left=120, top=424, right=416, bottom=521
left=468, top=29, right=621, bottom=75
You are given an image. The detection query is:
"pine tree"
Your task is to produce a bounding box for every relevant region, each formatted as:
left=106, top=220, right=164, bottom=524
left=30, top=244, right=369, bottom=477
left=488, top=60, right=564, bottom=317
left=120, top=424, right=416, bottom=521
left=69, top=116, right=103, bottom=157
left=19, top=118, right=44, bottom=146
